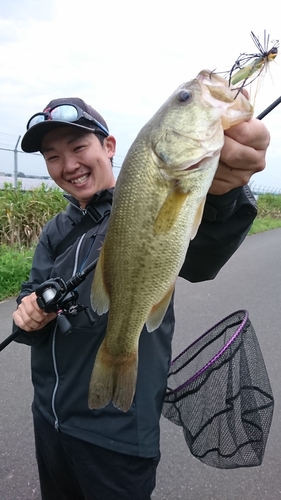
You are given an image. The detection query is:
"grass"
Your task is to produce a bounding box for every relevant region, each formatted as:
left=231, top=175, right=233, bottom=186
left=0, top=181, right=67, bottom=247
left=0, top=245, right=34, bottom=301
left=0, top=188, right=280, bottom=302
left=249, top=217, right=281, bottom=234
left=0, top=182, right=67, bottom=301
left=249, top=193, right=281, bottom=234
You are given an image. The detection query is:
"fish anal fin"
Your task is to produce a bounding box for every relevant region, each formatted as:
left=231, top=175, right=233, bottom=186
left=88, top=344, right=114, bottom=410
left=154, top=187, right=188, bottom=235
left=112, top=353, right=138, bottom=412
left=88, top=343, right=138, bottom=413
left=146, top=284, right=175, bottom=333
left=190, top=197, right=206, bottom=240
left=90, top=245, right=110, bottom=315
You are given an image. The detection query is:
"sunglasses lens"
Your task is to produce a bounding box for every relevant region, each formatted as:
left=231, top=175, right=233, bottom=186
left=51, top=105, right=79, bottom=122
left=27, top=114, right=46, bottom=129
left=26, top=104, right=109, bottom=136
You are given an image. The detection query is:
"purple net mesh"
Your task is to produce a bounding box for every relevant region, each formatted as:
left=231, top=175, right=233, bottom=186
left=162, top=310, right=274, bottom=469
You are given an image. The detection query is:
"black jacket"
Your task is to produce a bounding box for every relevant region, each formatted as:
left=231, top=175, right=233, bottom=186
left=13, top=186, right=257, bottom=457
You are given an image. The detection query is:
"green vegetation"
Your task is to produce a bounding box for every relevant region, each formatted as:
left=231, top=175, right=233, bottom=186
left=0, top=245, right=34, bottom=302
left=249, top=217, right=281, bottom=234
left=0, top=182, right=67, bottom=301
left=0, top=186, right=280, bottom=301
left=0, top=182, right=67, bottom=247
left=249, top=193, right=281, bottom=234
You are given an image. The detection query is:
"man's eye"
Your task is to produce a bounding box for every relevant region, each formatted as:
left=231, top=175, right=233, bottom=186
left=47, top=155, right=59, bottom=162
left=74, top=144, right=86, bottom=151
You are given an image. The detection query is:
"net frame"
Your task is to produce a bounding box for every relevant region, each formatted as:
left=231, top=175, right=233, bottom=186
left=162, top=310, right=274, bottom=469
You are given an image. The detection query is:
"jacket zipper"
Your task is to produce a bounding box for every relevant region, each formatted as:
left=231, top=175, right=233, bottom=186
left=51, top=324, right=59, bottom=430
left=51, top=233, right=86, bottom=430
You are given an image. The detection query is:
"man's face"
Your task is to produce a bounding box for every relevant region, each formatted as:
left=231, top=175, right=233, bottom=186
left=41, top=127, right=116, bottom=208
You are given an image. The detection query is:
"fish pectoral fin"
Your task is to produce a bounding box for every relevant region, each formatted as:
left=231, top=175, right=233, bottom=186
left=146, top=284, right=175, bottom=333
left=190, top=197, right=206, bottom=240
left=90, top=245, right=110, bottom=315
left=88, top=343, right=138, bottom=413
left=154, top=187, right=189, bottom=235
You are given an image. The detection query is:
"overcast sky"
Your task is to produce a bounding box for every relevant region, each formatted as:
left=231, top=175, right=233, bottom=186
left=1, top=0, right=281, bottom=190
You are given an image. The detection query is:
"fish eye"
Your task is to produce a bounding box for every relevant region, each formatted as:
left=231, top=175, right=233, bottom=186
left=177, top=90, right=192, bottom=103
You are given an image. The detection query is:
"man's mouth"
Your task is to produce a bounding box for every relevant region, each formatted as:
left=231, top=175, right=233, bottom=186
left=70, top=174, right=90, bottom=185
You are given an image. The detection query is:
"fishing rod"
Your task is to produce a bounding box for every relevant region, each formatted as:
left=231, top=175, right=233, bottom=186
left=256, top=96, right=281, bottom=120
left=1, top=97, right=281, bottom=353
left=0, top=257, right=98, bottom=352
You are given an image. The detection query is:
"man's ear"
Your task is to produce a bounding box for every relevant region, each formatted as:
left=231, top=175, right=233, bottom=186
left=104, top=135, right=116, bottom=159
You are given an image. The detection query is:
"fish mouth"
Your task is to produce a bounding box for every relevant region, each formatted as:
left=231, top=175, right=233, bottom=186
left=159, top=149, right=221, bottom=181
left=182, top=148, right=221, bottom=172
left=184, top=162, right=201, bottom=171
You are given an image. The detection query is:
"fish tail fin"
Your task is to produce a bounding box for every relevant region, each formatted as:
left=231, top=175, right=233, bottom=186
left=88, top=344, right=138, bottom=413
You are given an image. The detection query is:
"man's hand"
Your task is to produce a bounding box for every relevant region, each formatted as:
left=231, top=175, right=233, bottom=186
left=209, top=119, right=270, bottom=195
left=13, top=292, right=57, bottom=332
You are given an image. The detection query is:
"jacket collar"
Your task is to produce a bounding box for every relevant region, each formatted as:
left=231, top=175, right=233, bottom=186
left=64, top=187, right=114, bottom=210
left=64, top=188, right=114, bottom=222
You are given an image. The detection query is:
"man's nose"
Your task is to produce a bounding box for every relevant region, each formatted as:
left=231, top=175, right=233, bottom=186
left=63, top=155, right=80, bottom=172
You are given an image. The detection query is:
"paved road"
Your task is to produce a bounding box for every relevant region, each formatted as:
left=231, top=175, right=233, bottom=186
left=1, top=229, right=280, bottom=500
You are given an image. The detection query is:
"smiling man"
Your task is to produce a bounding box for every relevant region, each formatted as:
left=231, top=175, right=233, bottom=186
left=41, top=127, right=116, bottom=206
left=12, top=96, right=269, bottom=500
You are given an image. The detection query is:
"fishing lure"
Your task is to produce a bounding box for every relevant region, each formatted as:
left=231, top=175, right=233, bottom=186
left=229, top=30, right=279, bottom=87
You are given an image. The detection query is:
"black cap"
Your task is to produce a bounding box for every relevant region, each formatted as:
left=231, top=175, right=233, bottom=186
left=21, top=97, right=109, bottom=153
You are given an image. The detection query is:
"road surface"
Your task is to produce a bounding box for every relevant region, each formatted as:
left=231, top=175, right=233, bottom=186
left=1, top=229, right=280, bottom=500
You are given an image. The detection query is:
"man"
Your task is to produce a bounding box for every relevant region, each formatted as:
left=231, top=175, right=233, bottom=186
left=13, top=97, right=269, bottom=500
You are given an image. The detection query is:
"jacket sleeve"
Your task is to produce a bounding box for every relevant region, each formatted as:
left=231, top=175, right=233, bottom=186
left=13, top=221, right=59, bottom=346
left=179, top=185, right=257, bottom=283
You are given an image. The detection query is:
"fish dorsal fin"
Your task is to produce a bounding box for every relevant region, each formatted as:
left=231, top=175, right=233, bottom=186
left=146, top=284, right=175, bottom=333
left=190, top=197, right=206, bottom=240
left=90, top=245, right=110, bottom=315
left=154, top=186, right=189, bottom=235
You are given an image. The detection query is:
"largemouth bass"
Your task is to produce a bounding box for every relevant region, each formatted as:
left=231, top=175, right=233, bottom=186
left=89, top=70, right=253, bottom=412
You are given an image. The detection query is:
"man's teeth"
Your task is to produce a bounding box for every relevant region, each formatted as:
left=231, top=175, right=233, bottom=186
left=71, top=174, right=89, bottom=185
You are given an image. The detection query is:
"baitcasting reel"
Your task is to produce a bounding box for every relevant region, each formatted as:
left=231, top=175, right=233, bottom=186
left=0, top=257, right=98, bottom=351
left=35, top=277, right=82, bottom=335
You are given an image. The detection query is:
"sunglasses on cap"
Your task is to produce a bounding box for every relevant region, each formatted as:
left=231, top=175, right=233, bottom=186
left=26, top=104, right=109, bottom=137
